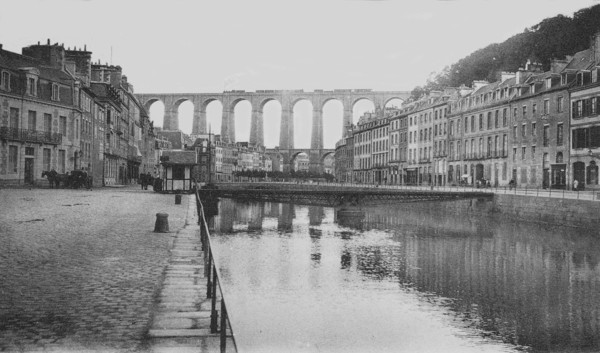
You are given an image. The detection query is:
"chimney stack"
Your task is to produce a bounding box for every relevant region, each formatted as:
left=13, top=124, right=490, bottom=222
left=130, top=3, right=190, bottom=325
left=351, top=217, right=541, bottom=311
left=593, top=31, right=600, bottom=64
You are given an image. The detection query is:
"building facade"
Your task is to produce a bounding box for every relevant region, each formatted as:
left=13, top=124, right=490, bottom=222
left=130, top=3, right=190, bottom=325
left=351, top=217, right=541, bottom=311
left=568, top=34, right=600, bottom=190
left=0, top=42, right=81, bottom=186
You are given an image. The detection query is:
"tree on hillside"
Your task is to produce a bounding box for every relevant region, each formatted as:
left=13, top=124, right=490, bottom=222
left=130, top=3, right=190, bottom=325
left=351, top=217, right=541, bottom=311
left=415, top=4, right=600, bottom=93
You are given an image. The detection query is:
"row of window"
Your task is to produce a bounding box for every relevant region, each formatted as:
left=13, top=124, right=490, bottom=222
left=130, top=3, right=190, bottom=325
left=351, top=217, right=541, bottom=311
left=7, top=107, right=72, bottom=137
left=409, top=109, right=444, bottom=127
left=355, top=126, right=388, bottom=143
left=6, top=145, right=67, bottom=174
left=1, top=70, right=62, bottom=102
left=512, top=123, right=564, bottom=147
left=572, top=126, right=600, bottom=149
left=447, top=162, right=509, bottom=183
left=572, top=97, right=599, bottom=119
left=448, top=135, right=509, bottom=161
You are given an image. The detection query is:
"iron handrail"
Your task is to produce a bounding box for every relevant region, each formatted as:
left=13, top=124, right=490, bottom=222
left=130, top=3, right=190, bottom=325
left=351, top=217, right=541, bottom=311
left=205, top=181, right=600, bottom=201
left=194, top=182, right=239, bottom=353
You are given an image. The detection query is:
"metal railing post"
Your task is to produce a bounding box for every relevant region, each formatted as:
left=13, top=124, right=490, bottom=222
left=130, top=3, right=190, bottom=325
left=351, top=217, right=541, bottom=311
left=211, top=264, right=219, bottom=333
left=221, top=299, right=227, bottom=352
left=206, top=251, right=213, bottom=298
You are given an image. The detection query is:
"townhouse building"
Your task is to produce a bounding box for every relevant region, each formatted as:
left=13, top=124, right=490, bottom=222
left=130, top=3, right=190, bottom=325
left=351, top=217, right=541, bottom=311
left=334, top=137, right=348, bottom=182
left=352, top=111, right=388, bottom=184
left=447, top=76, right=517, bottom=187
left=388, top=108, right=408, bottom=185
left=404, top=92, right=446, bottom=185
left=0, top=42, right=82, bottom=186
left=405, top=102, right=420, bottom=184
left=510, top=61, right=571, bottom=189
left=567, top=33, right=600, bottom=190
left=90, top=63, right=155, bottom=186
left=430, top=90, right=459, bottom=186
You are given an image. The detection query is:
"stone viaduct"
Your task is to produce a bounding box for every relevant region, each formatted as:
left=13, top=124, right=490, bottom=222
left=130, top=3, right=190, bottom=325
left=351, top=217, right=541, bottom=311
left=136, top=89, right=411, bottom=150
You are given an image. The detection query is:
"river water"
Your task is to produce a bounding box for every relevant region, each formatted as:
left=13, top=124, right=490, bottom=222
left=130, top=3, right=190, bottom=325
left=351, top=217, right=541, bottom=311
left=208, top=198, right=600, bottom=353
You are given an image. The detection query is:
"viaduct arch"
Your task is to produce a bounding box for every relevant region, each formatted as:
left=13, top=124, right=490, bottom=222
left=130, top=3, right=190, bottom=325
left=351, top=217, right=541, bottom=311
left=137, top=89, right=411, bottom=149
left=266, top=148, right=335, bottom=174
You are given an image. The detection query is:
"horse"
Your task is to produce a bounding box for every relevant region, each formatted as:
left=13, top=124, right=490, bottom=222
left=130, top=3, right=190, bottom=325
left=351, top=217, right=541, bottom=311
left=41, top=170, right=58, bottom=188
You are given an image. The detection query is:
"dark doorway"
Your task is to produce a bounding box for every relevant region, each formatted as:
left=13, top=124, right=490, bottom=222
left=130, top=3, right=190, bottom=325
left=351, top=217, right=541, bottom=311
left=24, top=158, right=34, bottom=184
left=551, top=164, right=566, bottom=189
left=475, top=164, right=484, bottom=181
left=573, top=162, right=585, bottom=190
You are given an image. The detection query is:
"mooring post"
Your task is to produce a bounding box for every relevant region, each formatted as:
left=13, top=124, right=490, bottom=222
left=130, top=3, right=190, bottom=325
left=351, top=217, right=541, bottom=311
left=154, top=213, right=169, bottom=233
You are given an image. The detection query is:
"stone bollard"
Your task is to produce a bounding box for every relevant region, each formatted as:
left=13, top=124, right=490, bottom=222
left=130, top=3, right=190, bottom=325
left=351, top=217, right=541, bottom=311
left=154, top=213, right=169, bottom=232
left=175, top=194, right=182, bottom=205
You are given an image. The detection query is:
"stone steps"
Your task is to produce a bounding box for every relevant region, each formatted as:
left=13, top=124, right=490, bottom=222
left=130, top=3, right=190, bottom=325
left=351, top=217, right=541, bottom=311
left=148, top=196, right=233, bottom=352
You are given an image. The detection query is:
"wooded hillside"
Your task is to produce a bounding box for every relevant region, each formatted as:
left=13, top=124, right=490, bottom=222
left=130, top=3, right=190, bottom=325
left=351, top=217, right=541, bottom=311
left=411, top=4, right=600, bottom=99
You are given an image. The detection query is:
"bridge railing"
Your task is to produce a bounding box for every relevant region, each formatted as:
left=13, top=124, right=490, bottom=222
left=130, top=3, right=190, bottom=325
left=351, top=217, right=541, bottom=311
left=212, top=180, right=599, bottom=201
left=194, top=182, right=239, bottom=353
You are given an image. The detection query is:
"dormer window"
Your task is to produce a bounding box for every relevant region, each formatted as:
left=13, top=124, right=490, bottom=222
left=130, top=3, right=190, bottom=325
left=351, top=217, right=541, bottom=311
left=531, top=84, right=536, bottom=94
left=27, top=77, right=37, bottom=96
left=545, top=78, right=552, bottom=89
left=51, top=83, right=60, bottom=101
left=1, top=71, right=10, bottom=91
left=593, top=68, right=598, bottom=83
left=576, top=72, right=584, bottom=86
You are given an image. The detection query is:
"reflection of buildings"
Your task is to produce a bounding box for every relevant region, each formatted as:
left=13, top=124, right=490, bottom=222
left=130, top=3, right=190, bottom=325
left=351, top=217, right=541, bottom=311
left=211, top=197, right=600, bottom=351
left=352, top=202, right=600, bottom=351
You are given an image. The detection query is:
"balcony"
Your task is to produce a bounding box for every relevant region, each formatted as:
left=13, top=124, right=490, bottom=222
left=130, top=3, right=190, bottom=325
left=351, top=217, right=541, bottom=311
left=0, top=127, right=62, bottom=145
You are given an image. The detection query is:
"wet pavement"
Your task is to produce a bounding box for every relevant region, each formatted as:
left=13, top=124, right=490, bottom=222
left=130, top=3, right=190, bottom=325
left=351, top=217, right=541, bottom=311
left=0, top=187, right=188, bottom=352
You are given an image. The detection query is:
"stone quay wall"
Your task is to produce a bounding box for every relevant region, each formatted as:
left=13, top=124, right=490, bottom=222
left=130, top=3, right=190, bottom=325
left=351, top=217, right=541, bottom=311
left=486, top=194, right=600, bottom=230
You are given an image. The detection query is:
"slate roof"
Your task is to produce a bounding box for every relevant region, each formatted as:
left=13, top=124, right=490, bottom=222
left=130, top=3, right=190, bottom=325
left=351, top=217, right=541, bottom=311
left=0, top=48, right=74, bottom=84
left=563, top=49, right=595, bottom=71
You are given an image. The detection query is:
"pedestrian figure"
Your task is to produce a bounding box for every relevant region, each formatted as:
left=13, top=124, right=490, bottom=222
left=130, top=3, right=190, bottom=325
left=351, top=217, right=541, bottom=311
left=145, top=172, right=152, bottom=190
left=573, top=179, right=579, bottom=191
left=140, top=173, right=147, bottom=190
left=509, top=179, right=515, bottom=190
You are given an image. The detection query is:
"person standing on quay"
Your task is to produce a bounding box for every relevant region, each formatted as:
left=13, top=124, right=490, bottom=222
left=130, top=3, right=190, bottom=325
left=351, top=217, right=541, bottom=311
left=573, top=179, right=579, bottom=191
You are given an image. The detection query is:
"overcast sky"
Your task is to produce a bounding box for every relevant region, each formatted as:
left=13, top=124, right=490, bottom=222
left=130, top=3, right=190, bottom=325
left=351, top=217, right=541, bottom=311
left=1, top=0, right=598, bottom=147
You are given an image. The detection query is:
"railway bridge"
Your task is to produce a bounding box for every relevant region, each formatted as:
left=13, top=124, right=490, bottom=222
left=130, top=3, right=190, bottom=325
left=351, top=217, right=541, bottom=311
left=136, top=89, right=410, bottom=149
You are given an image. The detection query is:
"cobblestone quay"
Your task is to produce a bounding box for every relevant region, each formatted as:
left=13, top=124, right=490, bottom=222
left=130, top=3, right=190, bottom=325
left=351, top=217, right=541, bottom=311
left=0, top=187, right=188, bottom=352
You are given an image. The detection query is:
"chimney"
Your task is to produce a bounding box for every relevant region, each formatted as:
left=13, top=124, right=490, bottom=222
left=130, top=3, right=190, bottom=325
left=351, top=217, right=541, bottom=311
left=516, top=68, right=527, bottom=84
left=593, top=31, right=600, bottom=64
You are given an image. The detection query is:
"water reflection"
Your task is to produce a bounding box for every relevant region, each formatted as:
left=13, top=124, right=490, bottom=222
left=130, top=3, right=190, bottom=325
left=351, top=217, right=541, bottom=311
left=210, top=198, right=600, bottom=353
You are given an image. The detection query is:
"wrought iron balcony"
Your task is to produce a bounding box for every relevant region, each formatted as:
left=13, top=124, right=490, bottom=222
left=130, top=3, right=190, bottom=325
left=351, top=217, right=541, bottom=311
left=0, top=126, right=62, bottom=145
